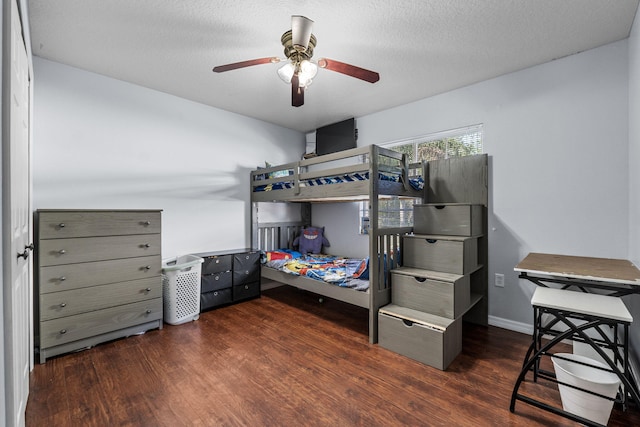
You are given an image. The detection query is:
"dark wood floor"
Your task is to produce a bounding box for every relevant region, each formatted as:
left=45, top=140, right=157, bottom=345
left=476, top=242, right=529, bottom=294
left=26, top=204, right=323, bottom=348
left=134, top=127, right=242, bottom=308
left=27, top=285, right=640, bottom=426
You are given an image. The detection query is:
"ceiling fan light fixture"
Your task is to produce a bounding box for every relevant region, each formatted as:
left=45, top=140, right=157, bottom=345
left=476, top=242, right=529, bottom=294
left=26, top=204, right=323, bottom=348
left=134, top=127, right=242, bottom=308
left=278, top=60, right=317, bottom=87
left=298, top=60, right=317, bottom=87
left=277, top=62, right=295, bottom=83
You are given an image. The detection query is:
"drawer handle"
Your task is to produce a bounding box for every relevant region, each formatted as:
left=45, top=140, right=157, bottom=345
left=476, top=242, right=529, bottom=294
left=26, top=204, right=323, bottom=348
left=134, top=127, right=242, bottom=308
left=145, top=265, right=151, bottom=270
left=58, top=249, right=66, bottom=255
left=402, top=319, right=414, bottom=327
left=59, top=276, right=66, bottom=282
left=58, top=223, right=66, bottom=228
left=145, top=287, right=152, bottom=292
left=143, top=221, right=151, bottom=226
left=59, top=329, right=67, bottom=334
left=435, top=205, right=446, bottom=210
left=414, top=277, right=427, bottom=283
left=215, top=260, right=220, bottom=264
left=213, top=291, right=218, bottom=296
left=244, top=285, right=249, bottom=290
left=59, top=303, right=67, bottom=308
left=143, top=243, right=151, bottom=248
left=245, top=255, right=250, bottom=260
left=425, top=239, right=437, bottom=244
left=145, top=309, right=152, bottom=314
left=215, top=276, right=219, bottom=281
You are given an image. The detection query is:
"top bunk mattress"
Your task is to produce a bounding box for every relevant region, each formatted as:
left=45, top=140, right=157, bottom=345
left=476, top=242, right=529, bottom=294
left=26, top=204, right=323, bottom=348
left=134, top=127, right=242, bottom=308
left=253, top=170, right=424, bottom=193
left=250, top=145, right=425, bottom=202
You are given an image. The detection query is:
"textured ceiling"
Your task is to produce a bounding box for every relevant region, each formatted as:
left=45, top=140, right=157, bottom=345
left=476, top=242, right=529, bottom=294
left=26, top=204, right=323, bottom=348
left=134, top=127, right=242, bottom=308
left=27, top=0, right=639, bottom=133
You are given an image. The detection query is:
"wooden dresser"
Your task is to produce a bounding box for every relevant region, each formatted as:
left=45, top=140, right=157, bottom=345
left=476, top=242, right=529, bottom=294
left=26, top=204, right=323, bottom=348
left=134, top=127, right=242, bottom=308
left=34, top=209, right=163, bottom=363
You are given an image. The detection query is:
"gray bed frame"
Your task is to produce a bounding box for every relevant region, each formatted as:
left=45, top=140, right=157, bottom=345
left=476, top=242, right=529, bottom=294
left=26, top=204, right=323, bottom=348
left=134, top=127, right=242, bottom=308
left=251, top=145, right=424, bottom=344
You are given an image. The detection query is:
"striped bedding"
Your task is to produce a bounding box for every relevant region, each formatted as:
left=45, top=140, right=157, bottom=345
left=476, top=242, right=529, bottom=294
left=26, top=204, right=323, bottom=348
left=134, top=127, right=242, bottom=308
left=253, top=171, right=424, bottom=192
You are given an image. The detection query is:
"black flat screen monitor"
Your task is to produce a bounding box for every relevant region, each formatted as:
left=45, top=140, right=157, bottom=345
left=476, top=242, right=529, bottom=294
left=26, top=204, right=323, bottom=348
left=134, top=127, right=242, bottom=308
left=315, top=118, right=356, bottom=156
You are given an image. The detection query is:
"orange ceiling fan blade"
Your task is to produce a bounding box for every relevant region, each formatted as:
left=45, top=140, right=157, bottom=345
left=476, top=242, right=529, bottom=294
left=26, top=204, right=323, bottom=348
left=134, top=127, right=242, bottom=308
left=213, top=57, right=280, bottom=73
left=317, top=58, right=380, bottom=83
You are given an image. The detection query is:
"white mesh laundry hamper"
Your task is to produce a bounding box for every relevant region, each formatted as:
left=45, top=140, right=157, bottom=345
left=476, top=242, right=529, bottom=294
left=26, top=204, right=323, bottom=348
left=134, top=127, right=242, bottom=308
left=162, top=255, right=204, bottom=325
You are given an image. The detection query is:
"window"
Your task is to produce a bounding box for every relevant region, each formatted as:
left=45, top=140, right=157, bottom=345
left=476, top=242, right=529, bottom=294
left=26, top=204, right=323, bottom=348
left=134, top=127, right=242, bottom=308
left=360, top=125, right=483, bottom=233
left=386, top=124, right=483, bottom=162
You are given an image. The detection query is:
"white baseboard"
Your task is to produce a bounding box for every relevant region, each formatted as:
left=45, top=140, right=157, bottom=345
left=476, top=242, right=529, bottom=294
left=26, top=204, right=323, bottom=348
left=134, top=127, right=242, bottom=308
left=488, top=315, right=532, bottom=335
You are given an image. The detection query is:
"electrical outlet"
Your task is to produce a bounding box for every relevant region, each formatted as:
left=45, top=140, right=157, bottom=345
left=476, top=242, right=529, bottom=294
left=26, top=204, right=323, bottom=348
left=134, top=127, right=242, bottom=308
left=495, top=273, right=505, bottom=287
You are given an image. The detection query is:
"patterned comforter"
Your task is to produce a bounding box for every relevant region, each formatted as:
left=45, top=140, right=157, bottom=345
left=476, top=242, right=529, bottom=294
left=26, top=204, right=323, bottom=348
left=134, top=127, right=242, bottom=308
left=263, top=251, right=370, bottom=292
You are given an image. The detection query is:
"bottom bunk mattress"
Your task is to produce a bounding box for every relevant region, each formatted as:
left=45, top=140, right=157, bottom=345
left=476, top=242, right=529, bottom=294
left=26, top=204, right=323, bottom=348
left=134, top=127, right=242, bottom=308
left=262, top=250, right=369, bottom=292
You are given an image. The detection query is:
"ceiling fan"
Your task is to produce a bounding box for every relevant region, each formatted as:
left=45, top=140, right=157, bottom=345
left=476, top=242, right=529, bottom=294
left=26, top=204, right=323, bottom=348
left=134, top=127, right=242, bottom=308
left=212, top=15, right=380, bottom=107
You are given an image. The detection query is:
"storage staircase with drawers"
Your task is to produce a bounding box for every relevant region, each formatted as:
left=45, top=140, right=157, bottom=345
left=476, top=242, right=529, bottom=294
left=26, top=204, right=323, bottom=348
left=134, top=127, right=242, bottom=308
left=378, top=154, right=488, bottom=370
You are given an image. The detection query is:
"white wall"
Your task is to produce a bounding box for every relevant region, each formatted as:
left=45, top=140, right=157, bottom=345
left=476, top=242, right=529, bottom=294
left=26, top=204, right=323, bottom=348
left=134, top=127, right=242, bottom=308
left=354, top=40, right=630, bottom=331
left=313, top=202, right=368, bottom=258
left=627, top=7, right=640, bottom=356
left=31, top=37, right=634, bottom=336
left=32, top=57, right=305, bottom=259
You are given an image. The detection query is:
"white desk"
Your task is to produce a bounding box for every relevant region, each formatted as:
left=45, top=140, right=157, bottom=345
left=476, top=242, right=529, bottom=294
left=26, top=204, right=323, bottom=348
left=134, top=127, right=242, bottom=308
left=510, top=253, right=640, bottom=426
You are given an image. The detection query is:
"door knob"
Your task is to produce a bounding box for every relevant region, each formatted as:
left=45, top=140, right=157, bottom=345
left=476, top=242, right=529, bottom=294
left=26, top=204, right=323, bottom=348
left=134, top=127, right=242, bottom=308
left=17, top=243, right=34, bottom=259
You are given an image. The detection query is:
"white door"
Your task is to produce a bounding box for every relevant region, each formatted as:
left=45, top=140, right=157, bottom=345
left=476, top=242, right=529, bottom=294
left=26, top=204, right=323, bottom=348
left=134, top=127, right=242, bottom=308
left=4, top=0, right=32, bottom=425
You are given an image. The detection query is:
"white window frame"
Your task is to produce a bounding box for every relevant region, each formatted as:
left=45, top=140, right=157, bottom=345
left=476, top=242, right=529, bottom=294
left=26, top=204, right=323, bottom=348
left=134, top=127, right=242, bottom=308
left=384, top=124, right=484, bottom=162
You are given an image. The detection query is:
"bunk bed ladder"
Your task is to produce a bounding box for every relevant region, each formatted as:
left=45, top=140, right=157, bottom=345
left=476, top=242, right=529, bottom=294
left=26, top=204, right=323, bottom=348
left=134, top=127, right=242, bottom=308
left=370, top=228, right=411, bottom=343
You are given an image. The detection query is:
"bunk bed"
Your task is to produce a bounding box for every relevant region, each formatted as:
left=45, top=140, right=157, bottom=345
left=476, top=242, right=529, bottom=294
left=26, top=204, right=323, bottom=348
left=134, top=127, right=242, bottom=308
left=251, top=145, right=425, bottom=343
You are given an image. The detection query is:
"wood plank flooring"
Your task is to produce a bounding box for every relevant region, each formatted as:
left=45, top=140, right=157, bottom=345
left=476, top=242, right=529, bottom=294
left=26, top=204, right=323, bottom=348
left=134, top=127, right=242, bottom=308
left=27, top=285, right=640, bottom=426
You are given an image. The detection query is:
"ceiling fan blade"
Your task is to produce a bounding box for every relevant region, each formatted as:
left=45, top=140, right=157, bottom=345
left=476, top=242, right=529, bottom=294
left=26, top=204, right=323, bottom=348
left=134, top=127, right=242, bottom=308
left=213, top=57, right=280, bottom=73
left=317, top=58, right=380, bottom=83
left=291, top=15, right=314, bottom=51
left=292, top=74, right=304, bottom=107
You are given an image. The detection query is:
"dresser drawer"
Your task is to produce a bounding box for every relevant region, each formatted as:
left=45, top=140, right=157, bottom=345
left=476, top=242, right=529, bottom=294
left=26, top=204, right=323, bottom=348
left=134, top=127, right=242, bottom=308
left=39, top=297, right=162, bottom=348
left=201, top=271, right=232, bottom=292
left=39, top=234, right=161, bottom=266
left=38, top=210, right=161, bottom=239
left=200, top=288, right=232, bottom=310
left=200, top=254, right=233, bottom=275
left=392, top=268, right=470, bottom=319
left=402, top=235, right=478, bottom=274
left=233, top=281, right=260, bottom=301
left=40, top=277, right=161, bottom=321
left=413, top=204, right=483, bottom=237
left=378, top=305, right=462, bottom=371
left=39, top=255, right=161, bottom=294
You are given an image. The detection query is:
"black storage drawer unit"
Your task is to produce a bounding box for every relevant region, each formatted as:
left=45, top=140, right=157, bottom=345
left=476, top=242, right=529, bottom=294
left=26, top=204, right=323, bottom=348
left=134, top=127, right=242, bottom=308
left=193, top=248, right=261, bottom=311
